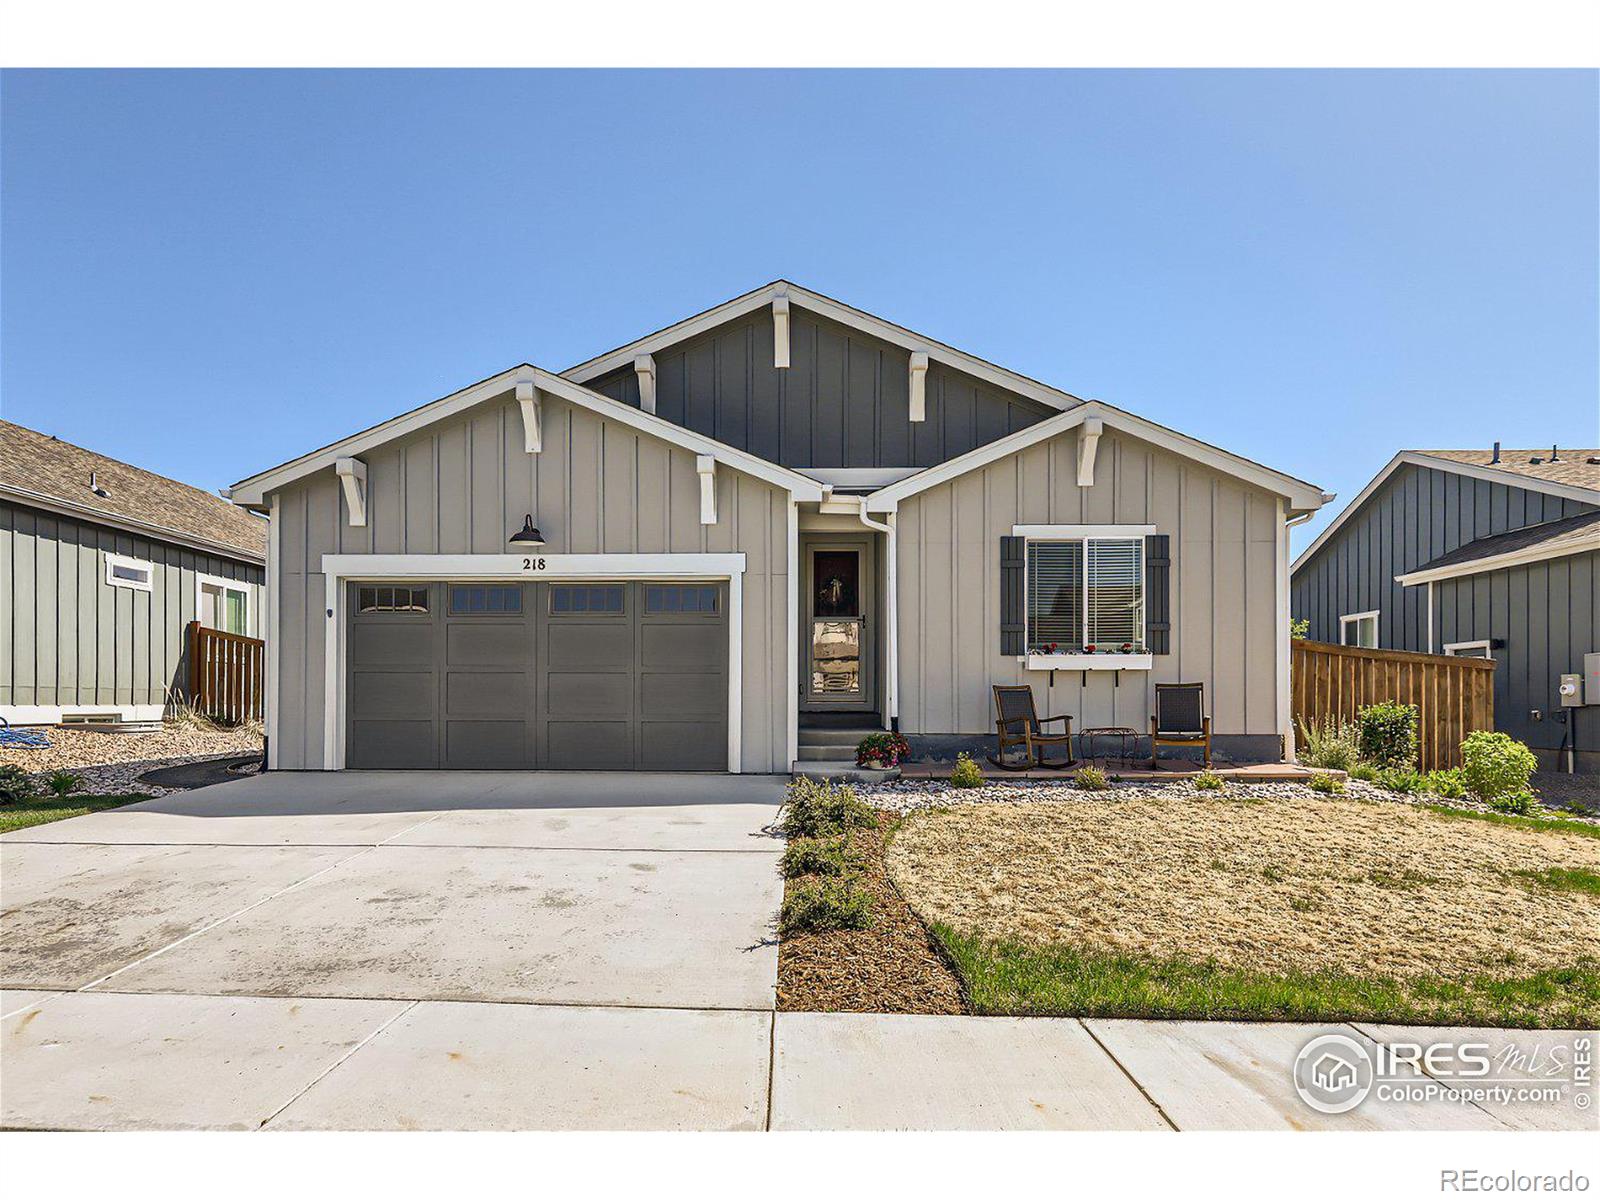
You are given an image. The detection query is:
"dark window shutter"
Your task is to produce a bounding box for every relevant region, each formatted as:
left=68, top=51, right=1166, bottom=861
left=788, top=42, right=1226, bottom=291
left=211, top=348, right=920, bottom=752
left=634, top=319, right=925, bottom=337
left=1000, top=535, right=1026, bottom=655
left=1145, top=534, right=1171, bottom=654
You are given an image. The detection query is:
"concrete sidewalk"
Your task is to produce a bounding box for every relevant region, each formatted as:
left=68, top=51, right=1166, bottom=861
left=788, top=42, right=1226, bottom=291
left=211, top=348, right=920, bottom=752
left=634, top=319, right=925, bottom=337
left=3, top=990, right=1590, bottom=1131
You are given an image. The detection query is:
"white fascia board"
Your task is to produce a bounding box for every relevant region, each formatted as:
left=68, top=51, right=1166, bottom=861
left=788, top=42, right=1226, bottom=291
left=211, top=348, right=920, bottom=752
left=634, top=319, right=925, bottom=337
left=1292, top=451, right=1600, bottom=576
left=321, top=552, right=746, bottom=580
left=229, top=365, right=825, bottom=505
left=0, top=483, right=266, bottom=565
left=866, top=401, right=1328, bottom=514
left=797, top=467, right=923, bottom=488
left=1394, top=537, right=1600, bottom=587
left=560, top=280, right=1089, bottom=414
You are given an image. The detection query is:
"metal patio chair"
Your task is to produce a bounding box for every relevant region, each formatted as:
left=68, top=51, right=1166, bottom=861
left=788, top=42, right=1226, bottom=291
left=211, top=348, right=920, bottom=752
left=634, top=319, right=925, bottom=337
left=989, top=685, right=1075, bottom=771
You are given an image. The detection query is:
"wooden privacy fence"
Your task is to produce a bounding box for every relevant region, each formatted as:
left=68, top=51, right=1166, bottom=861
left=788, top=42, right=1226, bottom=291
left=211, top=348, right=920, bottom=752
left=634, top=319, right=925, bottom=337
left=1291, top=638, right=1496, bottom=771
left=188, top=620, right=265, bottom=724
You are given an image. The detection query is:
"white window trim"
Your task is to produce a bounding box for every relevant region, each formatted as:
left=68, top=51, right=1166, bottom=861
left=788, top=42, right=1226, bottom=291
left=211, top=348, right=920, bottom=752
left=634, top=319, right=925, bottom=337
left=104, top=551, right=154, bottom=593
left=1339, top=610, right=1380, bottom=648
left=1014, top=524, right=1153, bottom=671
left=195, top=572, right=257, bottom=637
left=1443, top=640, right=1494, bottom=658
left=319, top=553, right=746, bottom=773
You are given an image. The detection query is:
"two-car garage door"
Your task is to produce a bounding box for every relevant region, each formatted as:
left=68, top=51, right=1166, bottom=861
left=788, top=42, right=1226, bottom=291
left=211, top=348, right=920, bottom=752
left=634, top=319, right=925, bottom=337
left=345, top=580, right=728, bottom=771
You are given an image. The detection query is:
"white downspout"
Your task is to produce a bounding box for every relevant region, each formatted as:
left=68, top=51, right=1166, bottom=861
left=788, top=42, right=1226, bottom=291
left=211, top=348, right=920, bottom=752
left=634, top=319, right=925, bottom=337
left=1282, top=507, right=1317, bottom=762
left=852, top=497, right=898, bottom=731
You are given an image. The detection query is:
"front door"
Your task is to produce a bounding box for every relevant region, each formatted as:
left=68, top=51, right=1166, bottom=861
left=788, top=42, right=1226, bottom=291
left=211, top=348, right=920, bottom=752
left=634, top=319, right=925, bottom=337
left=803, top=538, right=875, bottom=711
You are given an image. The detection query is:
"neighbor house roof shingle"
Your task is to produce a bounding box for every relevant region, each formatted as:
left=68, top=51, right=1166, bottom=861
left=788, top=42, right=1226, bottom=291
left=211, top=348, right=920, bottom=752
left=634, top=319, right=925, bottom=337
left=1413, top=449, right=1600, bottom=493
left=0, top=420, right=267, bottom=561
left=1398, top=510, right=1600, bottom=582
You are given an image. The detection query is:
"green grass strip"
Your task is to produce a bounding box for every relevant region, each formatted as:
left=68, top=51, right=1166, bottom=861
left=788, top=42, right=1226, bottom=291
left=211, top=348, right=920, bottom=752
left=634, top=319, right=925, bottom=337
left=0, top=794, right=150, bottom=834
left=1418, top=802, right=1600, bottom=839
left=930, top=925, right=1600, bottom=1029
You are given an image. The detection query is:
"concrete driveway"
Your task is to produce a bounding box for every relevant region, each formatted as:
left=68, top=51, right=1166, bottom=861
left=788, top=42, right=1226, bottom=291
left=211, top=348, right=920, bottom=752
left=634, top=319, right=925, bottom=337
left=2, top=771, right=786, bottom=1130
left=4, top=772, right=1588, bottom=1131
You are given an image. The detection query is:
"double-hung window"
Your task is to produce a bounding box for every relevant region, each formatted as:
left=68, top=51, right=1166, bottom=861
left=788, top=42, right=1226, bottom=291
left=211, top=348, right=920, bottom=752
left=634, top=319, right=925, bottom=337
left=1019, top=527, right=1150, bottom=665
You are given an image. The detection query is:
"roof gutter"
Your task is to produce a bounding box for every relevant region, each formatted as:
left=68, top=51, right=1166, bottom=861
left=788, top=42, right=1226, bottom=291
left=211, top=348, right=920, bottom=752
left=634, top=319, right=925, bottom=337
left=0, top=482, right=266, bottom=565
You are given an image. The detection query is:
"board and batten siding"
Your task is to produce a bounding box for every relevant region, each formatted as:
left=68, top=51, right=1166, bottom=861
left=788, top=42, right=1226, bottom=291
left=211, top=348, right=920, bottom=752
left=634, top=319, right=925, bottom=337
left=1291, top=461, right=1596, bottom=651
left=895, top=428, right=1282, bottom=737
left=268, top=391, right=791, bottom=772
left=0, top=499, right=263, bottom=715
left=587, top=306, right=1055, bottom=469
left=1433, top=550, right=1600, bottom=760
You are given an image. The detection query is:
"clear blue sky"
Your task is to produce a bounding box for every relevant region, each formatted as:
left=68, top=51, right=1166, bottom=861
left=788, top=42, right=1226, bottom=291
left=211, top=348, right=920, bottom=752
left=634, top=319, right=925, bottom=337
left=2, top=69, right=1595, bottom=551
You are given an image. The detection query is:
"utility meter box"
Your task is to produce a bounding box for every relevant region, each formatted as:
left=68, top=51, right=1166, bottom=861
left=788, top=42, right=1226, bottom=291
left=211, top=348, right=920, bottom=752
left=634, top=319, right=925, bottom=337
left=1585, top=652, right=1600, bottom=705
left=1560, top=674, right=1584, bottom=707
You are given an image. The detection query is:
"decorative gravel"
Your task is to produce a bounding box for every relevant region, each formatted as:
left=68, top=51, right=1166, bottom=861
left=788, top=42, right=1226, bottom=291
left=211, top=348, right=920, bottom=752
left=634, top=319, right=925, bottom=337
left=857, top=775, right=1600, bottom=825
left=0, top=723, right=263, bottom=798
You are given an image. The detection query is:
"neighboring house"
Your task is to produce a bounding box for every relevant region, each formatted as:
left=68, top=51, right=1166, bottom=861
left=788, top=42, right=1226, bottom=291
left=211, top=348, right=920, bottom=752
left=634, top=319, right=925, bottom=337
left=0, top=420, right=267, bottom=726
left=1291, top=447, right=1600, bottom=771
left=227, top=280, right=1329, bottom=772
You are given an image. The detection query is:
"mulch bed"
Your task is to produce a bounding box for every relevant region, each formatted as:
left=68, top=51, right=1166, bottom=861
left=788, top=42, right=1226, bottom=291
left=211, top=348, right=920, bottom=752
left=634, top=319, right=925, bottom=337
left=776, top=814, right=969, bottom=1014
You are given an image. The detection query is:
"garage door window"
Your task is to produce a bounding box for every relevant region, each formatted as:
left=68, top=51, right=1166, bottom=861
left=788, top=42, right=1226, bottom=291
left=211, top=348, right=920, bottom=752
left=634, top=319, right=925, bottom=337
left=357, top=585, right=429, bottom=613
left=645, top=585, right=719, bottom=614
left=449, top=585, right=522, bottom=615
left=549, top=585, right=624, bottom=615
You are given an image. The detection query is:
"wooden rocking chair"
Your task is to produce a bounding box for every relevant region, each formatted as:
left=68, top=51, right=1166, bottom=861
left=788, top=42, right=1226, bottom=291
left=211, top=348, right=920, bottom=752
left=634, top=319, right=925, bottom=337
left=989, top=685, right=1075, bottom=771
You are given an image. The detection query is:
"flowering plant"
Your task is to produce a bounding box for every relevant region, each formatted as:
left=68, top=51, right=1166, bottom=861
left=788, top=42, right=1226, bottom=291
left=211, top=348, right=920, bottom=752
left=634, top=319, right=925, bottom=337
left=855, top=731, right=911, bottom=768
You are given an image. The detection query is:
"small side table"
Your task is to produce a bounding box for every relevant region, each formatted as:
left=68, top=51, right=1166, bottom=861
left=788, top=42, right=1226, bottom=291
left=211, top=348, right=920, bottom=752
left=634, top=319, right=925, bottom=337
left=1077, top=727, right=1139, bottom=770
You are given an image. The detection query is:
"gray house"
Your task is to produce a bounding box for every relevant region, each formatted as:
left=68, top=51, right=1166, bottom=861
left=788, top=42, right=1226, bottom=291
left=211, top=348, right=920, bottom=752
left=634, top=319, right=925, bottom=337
left=1291, top=447, right=1600, bottom=771
left=227, top=281, right=1329, bottom=773
left=0, top=420, right=266, bottom=727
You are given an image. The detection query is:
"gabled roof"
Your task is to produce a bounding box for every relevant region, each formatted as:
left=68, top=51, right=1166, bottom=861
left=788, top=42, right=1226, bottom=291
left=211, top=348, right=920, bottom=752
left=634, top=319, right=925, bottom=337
left=1292, top=450, right=1600, bottom=575
left=1394, top=510, right=1600, bottom=586
left=862, top=400, right=1330, bottom=515
left=1, top=419, right=266, bottom=562
left=561, top=279, right=1087, bottom=414
left=227, top=365, right=827, bottom=507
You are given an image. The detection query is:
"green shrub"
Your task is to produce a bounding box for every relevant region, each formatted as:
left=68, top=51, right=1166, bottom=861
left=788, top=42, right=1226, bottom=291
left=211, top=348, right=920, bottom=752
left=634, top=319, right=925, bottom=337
left=0, top=764, right=35, bottom=805
left=1460, top=731, right=1538, bottom=804
left=1375, top=767, right=1423, bottom=795
left=44, top=770, right=83, bottom=798
left=1350, top=763, right=1378, bottom=783
left=781, top=777, right=876, bottom=838
left=1307, top=772, right=1345, bottom=794
left=779, top=878, right=873, bottom=934
left=1487, top=789, right=1537, bottom=816
left=1289, top=616, right=1310, bottom=640
left=1357, top=702, right=1419, bottom=769
left=780, top=835, right=853, bottom=879
left=855, top=731, right=911, bottom=769
left=1191, top=769, right=1225, bottom=792
left=1421, top=768, right=1468, bottom=800
left=1074, top=765, right=1110, bottom=791
left=1298, top=715, right=1360, bottom=771
left=950, top=752, right=985, bottom=789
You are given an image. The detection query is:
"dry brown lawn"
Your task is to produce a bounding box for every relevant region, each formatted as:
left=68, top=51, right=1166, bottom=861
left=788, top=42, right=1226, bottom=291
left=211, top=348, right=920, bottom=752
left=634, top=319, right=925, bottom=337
left=886, top=792, right=1600, bottom=980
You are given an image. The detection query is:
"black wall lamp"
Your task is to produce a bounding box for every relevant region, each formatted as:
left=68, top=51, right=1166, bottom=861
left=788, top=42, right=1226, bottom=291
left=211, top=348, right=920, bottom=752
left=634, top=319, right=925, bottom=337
left=509, top=514, right=545, bottom=547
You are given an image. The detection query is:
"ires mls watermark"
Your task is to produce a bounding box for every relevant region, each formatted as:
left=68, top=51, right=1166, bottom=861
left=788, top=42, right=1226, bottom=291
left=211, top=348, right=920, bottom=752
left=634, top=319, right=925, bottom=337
left=1292, top=1031, right=1594, bottom=1116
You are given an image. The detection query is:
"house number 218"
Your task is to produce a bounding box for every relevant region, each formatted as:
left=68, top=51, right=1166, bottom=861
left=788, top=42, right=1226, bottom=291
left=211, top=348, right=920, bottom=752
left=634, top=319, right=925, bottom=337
left=521, top=557, right=546, bottom=571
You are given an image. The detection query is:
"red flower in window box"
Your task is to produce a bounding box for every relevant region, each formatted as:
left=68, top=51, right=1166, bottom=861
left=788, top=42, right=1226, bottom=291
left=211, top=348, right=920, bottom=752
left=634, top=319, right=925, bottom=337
left=1084, top=643, right=1096, bottom=654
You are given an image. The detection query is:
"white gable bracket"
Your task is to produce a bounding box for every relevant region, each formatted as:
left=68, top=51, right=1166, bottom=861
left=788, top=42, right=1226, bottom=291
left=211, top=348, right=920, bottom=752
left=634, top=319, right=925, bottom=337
left=334, top=457, right=367, bottom=527
left=772, top=294, right=790, bottom=369
left=1077, top=417, right=1104, bottom=487
left=515, top=378, right=542, bottom=453
left=696, top=454, right=717, bottom=525
left=635, top=354, right=657, bottom=414
left=908, top=351, right=929, bottom=423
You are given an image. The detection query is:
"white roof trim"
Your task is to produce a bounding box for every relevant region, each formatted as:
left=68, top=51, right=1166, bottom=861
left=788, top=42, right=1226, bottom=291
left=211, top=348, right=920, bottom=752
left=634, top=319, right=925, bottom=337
left=1394, top=536, right=1600, bottom=587
left=1293, top=451, right=1600, bottom=575
left=862, top=401, right=1329, bottom=514
left=228, top=365, right=826, bottom=506
left=560, top=280, right=1088, bottom=415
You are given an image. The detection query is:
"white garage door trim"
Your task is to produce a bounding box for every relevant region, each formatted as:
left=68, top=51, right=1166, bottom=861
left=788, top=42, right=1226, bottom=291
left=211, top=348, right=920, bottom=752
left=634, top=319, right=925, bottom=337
left=320, top=553, right=746, bottom=772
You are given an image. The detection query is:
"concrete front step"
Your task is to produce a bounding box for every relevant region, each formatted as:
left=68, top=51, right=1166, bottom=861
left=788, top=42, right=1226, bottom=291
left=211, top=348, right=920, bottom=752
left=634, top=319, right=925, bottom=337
left=795, top=727, right=878, bottom=748
left=790, top=761, right=900, bottom=784
left=797, top=744, right=870, bottom=761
